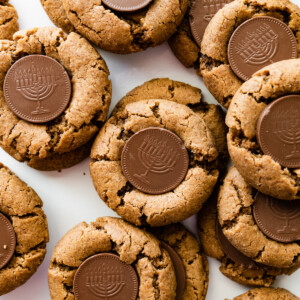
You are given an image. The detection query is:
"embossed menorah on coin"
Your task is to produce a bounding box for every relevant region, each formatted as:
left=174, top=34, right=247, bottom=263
left=85, top=265, right=125, bottom=299
left=238, top=27, right=278, bottom=65
left=15, top=63, right=57, bottom=115
left=203, top=0, right=232, bottom=21
left=134, top=137, right=180, bottom=185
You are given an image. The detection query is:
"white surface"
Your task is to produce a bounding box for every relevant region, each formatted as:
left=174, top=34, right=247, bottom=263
left=1, top=1, right=300, bottom=299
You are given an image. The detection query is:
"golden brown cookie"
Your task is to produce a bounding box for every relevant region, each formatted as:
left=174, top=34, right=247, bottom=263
left=200, top=0, right=300, bottom=108
left=0, top=27, right=111, bottom=171
left=218, top=167, right=300, bottom=269
left=227, top=287, right=300, bottom=300
left=0, top=163, right=49, bottom=296
left=112, top=78, right=228, bottom=165
left=59, top=0, right=188, bottom=54
left=90, top=99, right=219, bottom=226
left=198, top=185, right=296, bottom=287
left=226, top=59, right=300, bottom=200
left=48, top=217, right=176, bottom=300
left=151, top=223, right=209, bottom=299
left=0, top=0, right=19, bottom=40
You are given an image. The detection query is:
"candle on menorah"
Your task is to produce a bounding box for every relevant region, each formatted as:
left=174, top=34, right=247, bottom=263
left=203, top=0, right=232, bottom=21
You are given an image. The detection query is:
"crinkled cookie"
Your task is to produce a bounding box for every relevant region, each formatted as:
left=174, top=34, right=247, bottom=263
left=0, top=0, right=19, bottom=40
left=0, top=27, right=111, bottom=171
left=0, top=163, right=49, bottom=295
left=48, top=217, right=176, bottom=300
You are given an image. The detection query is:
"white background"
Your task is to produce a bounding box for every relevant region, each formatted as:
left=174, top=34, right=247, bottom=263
left=1, top=1, right=300, bottom=299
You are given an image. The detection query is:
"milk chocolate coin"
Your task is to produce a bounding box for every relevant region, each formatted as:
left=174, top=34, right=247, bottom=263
left=121, top=127, right=189, bottom=195
left=189, top=0, right=232, bottom=47
left=73, top=253, right=138, bottom=300
left=101, top=0, right=153, bottom=12
left=228, top=17, right=297, bottom=81
left=0, top=212, right=16, bottom=270
left=253, top=192, right=300, bottom=243
left=4, top=55, right=71, bottom=123
left=256, top=95, right=300, bottom=168
left=161, top=241, right=186, bottom=298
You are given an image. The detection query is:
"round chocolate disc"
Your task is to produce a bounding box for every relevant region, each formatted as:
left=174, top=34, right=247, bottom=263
left=161, top=241, right=186, bottom=298
left=228, top=16, right=297, bottom=81
left=216, top=221, right=258, bottom=269
left=4, top=55, right=71, bottom=123
left=73, top=253, right=138, bottom=300
left=121, top=127, right=189, bottom=195
left=101, top=0, right=153, bottom=12
left=189, top=0, right=232, bottom=47
left=256, top=95, right=300, bottom=168
left=253, top=192, right=300, bottom=243
left=0, top=212, right=16, bottom=269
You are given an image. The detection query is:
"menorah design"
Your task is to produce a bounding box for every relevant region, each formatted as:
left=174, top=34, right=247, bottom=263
left=85, top=264, right=125, bottom=299
left=236, top=23, right=278, bottom=65
left=14, top=62, right=57, bottom=115
left=274, top=109, right=300, bottom=159
left=269, top=198, right=300, bottom=234
left=134, top=136, right=180, bottom=184
left=203, top=0, right=232, bottom=21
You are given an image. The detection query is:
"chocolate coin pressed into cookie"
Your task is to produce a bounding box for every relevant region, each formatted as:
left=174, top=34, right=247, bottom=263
left=101, top=0, right=153, bottom=12
left=256, top=95, right=300, bottom=168
left=121, top=127, right=189, bottom=195
left=216, top=221, right=258, bottom=269
left=228, top=17, right=297, bottom=81
left=253, top=192, right=300, bottom=243
left=161, top=241, right=186, bottom=298
left=190, top=0, right=232, bottom=47
left=4, top=55, right=71, bottom=123
left=73, top=253, right=138, bottom=300
left=0, top=212, right=16, bottom=270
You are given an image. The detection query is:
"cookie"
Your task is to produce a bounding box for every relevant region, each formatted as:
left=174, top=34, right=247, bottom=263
left=200, top=0, right=300, bottom=108
left=0, top=27, right=111, bottom=171
left=218, top=167, right=300, bottom=269
left=227, top=287, right=300, bottom=300
left=169, top=0, right=232, bottom=68
left=112, top=78, right=228, bottom=165
left=226, top=59, right=300, bottom=200
left=55, top=0, right=189, bottom=54
left=0, top=163, right=49, bottom=295
left=90, top=99, right=219, bottom=227
left=197, top=186, right=295, bottom=287
left=0, top=0, right=19, bottom=40
left=48, top=217, right=177, bottom=299
left=151, top=223, right=209, bottom=299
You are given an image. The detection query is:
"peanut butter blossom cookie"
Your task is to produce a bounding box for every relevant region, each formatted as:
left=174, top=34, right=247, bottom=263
left=91, top=99, right=219, bottom=226
left=0, top=27, right=111, bottom=171
left=48, top=217, right=177, bottom=299
left=227, top=287, right=299, bottom=300
left=169, top=0, right=232, bottom=68
left=218, top=167, right=300, bottom=269
left=0, top=163, right=49, bottom=296
left=0, top=0, right=19, bottom=40
left=226, top=59, right=300, bottom=200
left=198, top=186, right=295, bottom=287
left=41, top=0, right=189, bottom=54
left=200, top=0, right=300, bottom=108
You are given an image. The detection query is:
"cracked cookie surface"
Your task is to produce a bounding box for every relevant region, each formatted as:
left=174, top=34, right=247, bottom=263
left=90, top=99, right=219, bottom=227
left=48, top=217, right=176, bottom=300
left=151, top=223, right=209, bottom=300
left=200, top=0, right=300, bottom=108
left=61, top=0, right=188, bottom=54
left=198, top=186, right=296, bottom=287
left=218, top=167, right=300, bottom=269
left=227, top=287, right=300, bottom=300
left=112, top=78, right=228, bottom=165
left=0, top=163, right=49, bottom=296
left=226, top=59, right=300, bottom=200
left=0, top=27, right=111, bottom=171
left=0, top=0, right=19, bottom=40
